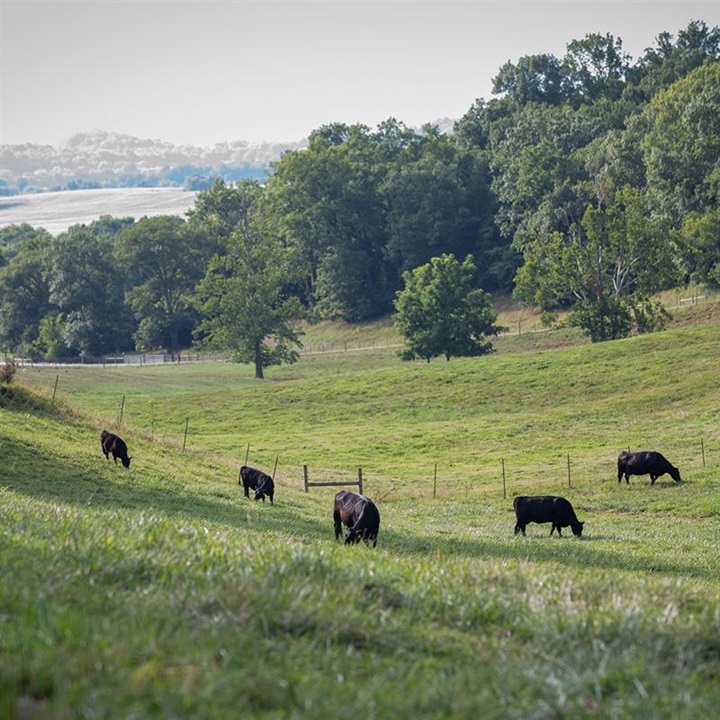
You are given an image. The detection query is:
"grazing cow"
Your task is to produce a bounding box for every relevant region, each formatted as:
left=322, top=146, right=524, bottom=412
left=238, top=465, right=275, bottom=504
left=617, top=450, right=681, bottom=485
left=333, top=490, right=380, bottom=547
left=513, top=495, right=584, bottom=537
left=100, top=430, right=131, bottom=468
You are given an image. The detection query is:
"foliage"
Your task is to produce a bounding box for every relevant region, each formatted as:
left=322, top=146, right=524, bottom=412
left=115, top=215, right=209, bottom=353
left=193, top=180, right=305, bottom=378
left=0, top=228, right=54, bottom=356
left=514, top=186, right=677, bottom=341
left=43, top=224, right=134, bottom=356
left=1, top=21, right=718, bottom=358
left=641, top=62, right=720, bottom=220
left=394, top=254, right=501, bottom=361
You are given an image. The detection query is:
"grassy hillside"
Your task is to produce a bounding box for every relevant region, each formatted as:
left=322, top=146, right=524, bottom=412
left=2, top=310, right=719, bottom=718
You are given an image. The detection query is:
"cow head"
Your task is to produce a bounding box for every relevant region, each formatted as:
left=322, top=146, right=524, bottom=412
left=571, top=520, right=584, bottom=537
left=122, top=456, right=132, bottom=469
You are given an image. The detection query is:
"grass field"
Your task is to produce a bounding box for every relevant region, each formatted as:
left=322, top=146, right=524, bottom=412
left=2, top=302, right=719, bottom=718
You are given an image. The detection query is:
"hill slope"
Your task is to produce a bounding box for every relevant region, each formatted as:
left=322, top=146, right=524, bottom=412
left=2, top=315, right=719, bottom=718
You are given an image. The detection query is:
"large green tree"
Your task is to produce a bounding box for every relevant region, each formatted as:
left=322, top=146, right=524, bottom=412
left=0, top=227, right=54, bottom=356
left=265, top=122, right=395, bottom=321
left=394, top=254, right=500, bottom=362
left=44, top=224, right=134, bottom=356
left=514, top=186, right=677, bottom=341
left=115, top=215, right=208, bottom=353
left=193, top=180, right=304, bottom=378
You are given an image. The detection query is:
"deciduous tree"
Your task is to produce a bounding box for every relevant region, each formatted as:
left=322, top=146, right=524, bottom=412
left=394, top=254, right=500, bottom=362
left=193, top=180, right=304, bottom=378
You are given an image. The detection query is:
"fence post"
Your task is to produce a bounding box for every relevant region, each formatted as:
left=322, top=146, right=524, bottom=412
left=433, top=463, right=437, bottom=499
left=567, top=453, right=571, bottom=488
left=119, top=394, right=125, bottom=426
left=244, top=443, right=250, bottom=466
left=501, top=458, right=506, bottom=499
left=51, top=374, right=59, bottom=405
left=303, top=465, right=309, bottom=493
left=358, top=467, right=363, bottom=495
left=701, top=438, right=706, bottom=468
left=182, top=417, right=189, bottom=452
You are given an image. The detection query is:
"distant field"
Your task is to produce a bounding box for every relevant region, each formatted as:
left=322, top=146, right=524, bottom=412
left=0, top=187, right=198, bottom=234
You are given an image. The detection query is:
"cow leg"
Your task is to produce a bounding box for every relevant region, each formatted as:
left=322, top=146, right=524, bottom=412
left=333, top=511, right=342, bottom=541
left=651, top=474, right=657, bottom=485
left=243, top=482, right=250, bottom=499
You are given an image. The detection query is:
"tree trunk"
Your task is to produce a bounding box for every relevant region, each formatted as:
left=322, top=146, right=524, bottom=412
left=254, top=341, right=264, bottom=379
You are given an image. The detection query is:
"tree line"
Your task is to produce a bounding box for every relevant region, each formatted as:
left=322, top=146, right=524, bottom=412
left=1, top=21, right=718, bottom=375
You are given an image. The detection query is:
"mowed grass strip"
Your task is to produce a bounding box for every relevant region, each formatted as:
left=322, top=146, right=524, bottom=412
left=2, top=317, right=719, bottom=718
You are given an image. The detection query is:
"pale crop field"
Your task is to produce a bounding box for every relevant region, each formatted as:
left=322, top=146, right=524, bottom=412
left=0, top=187, right=198, bottom=235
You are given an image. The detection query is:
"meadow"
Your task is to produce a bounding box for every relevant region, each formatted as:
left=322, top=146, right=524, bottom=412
left=1, top=301, right=719, bottom=718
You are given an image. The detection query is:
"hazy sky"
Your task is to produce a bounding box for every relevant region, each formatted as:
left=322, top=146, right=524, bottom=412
left=2, top=1, right=719, bottom=148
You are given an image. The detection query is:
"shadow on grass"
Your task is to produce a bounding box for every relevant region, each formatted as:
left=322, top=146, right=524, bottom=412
left=2, top=428, right=714, bottom=581
left=0, top=432, right=332, bottom=543
left=378, top=524, right=716, bottom=581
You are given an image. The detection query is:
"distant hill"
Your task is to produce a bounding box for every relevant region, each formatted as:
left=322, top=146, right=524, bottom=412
left=0, top=130, right=307, bottom=195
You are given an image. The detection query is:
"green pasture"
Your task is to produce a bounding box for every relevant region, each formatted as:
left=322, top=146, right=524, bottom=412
left=1, top=314, right=719, bottom=718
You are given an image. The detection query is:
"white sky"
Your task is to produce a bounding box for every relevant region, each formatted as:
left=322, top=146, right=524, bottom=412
left=1, top=1, right=719, bottom=148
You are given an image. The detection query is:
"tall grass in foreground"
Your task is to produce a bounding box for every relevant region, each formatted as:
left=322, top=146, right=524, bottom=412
left=2, top=318, right=719, bottom=718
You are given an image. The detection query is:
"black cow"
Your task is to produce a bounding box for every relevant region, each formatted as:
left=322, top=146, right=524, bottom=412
left=617, top=450, right=681, bottom=485
left=333, top=490, right=380, bottom=547
left=100, top=430, right=131, bottom=468
left=513, top=495, right=584, bottom=537
left=238, top=465, right=275, bottom=504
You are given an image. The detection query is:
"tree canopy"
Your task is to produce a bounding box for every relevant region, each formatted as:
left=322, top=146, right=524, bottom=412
left=394, top=254, right=501, bottom=362
left=1, top=20, right=718, bottom=360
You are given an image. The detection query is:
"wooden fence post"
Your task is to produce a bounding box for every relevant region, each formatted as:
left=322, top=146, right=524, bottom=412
left=182, top=417, right=189, bottom=452
left=303, top=465, right=309, bottom=493
left=567, top=453, right=571, bottom=488
left=502, top=458, right=507, bottom=499
left=358, top=467, right=363, bottom=495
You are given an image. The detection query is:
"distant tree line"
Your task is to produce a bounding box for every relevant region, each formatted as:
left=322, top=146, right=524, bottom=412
left=1, top=21, right=718, bottom=371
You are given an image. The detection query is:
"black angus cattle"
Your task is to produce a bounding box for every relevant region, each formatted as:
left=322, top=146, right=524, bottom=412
left=333, top=490, right=380, bottom=547
left=617, top=450, right=682, bottom=485
left=100, top=430, right=131, bottom=468
left=238, top=465, right=275, bottom=504
left=513, top=495, right=584, bottom=537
